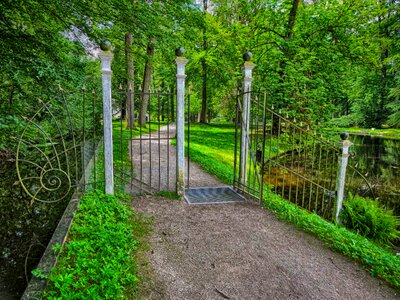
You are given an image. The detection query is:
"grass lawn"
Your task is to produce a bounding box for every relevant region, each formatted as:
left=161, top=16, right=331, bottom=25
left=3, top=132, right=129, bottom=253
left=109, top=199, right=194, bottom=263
left=325, top=127, right=400, bottom=139
left=185, top=123, right=236, bottom=184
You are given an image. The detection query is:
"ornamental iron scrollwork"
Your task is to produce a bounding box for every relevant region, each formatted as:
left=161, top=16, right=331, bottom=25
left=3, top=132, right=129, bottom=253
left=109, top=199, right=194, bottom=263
left=16, top=96, right=80, bottom=204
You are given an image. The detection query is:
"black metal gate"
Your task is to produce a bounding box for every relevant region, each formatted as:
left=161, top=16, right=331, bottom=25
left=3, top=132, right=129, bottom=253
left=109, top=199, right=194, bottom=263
left=233, top=91, right=340, bottom=219
left=233, top=91, right=268, bottom=202
left=114, top=87, right=177, bottom=195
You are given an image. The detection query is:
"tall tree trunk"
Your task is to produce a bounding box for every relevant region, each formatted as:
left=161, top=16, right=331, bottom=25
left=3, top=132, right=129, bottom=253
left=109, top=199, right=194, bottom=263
left=279, top=0, right=301, bottom=90
left=274, top=0, right=301, bottom=134
left=139, top=39, right=155, bottom=128
left=125, top=32, right=135, bottom=129
left=377, top=5, right=390, bottom=127
left=200, top=58, right=207, bottom=123
left=286, top=0, right=300, bottom=40
left=200, top=0, right=208, bottom=124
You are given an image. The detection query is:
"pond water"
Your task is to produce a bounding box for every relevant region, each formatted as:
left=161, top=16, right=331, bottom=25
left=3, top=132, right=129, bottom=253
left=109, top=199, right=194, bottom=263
left=348, top=135, right=400, bottom=215
left=263, top=132, right=400, bottom=221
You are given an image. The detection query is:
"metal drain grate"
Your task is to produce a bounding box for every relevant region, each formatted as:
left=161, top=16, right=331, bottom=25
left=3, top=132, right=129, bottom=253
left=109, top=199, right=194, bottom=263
left=185, top=186, right=246, bottom=205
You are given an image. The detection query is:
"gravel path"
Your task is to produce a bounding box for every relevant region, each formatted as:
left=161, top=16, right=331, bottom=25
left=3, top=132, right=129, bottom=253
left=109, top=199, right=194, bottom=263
left=132, top=198, right=399, bottom=300
left=129, top=124, right=398, bottom=299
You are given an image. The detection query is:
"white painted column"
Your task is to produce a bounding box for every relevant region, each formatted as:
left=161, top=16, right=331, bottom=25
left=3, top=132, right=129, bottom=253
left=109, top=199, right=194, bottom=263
left=240, top=52, right=256, bottom=186
left=334, top=132, right=352, bottom=222
left=99, top=41, right=114, bottom=195
left=175, top=47, right=188, bottom=196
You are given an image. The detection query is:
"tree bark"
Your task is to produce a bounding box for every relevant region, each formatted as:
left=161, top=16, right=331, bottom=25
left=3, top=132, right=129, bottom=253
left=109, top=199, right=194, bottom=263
left=200, top=58, right=207, bottom=123
left=286, top=0, right=300, bottom=40
left=273, top=0, right=301, bottom=134
left=139, top=39, right=155, bottom=128
left=9, top=82, right=15, bottom=106
left=200, top=0, right=208, bottom=124
left=125, top=32, right=135, bottom=129
left=279, top=0, right=301, bottom=86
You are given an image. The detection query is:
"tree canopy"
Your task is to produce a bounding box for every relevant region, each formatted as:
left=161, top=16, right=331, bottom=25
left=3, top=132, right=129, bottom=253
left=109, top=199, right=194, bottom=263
left=1, top=0, right=399, bottom=152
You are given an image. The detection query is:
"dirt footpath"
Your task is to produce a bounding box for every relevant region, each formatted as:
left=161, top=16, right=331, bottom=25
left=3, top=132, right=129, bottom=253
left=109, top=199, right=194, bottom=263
left=132, top=197, right=399, bottom=300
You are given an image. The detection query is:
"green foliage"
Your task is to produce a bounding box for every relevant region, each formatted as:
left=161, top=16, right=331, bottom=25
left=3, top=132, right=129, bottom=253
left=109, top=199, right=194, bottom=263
left=44, top=191, right=142, bottom=299
left=51, top=243, right=62, bottom=253
left=181, top=0, right=400, bottom=128
left=31, top=269, right=48, bottom=280
left=340, top=194, right=400, bottom=246
left=0, top=115, right=25, bottom=151
left=324, top=114, right=363, bottom=128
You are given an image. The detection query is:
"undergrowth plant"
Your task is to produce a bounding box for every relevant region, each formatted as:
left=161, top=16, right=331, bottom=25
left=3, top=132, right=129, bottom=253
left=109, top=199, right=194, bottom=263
left=340, top=194, right=400, bottom=246
left=43, top=190, right=150, bottom=299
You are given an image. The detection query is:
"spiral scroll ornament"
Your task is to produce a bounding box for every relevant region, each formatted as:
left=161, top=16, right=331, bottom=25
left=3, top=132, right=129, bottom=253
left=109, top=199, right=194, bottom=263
left=16, top=101, right=77, bottom=203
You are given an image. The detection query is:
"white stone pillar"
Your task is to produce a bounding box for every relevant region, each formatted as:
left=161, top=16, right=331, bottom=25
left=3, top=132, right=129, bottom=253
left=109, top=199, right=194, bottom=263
left=175, top=47, right=188, bottom=196
left=334, top=132, right=352, bottom=222
left=240, top=52, right=256, bottom=185
left=99, top=41, right=114, bottom=195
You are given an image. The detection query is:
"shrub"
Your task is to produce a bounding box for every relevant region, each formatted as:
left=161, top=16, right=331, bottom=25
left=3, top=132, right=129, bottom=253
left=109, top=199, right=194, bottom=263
left=44, top=191, right=141, bottom=299
left=340, top=194, right=400, bottom=246
left=324, top=114, right=363, bottom=128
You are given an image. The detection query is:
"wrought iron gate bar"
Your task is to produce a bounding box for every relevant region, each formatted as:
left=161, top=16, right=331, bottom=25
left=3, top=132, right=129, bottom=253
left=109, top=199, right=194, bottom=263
left=17, top=85, right=103, bottom=205
left=127, top=137, right=175, bottom=141
left=234, top=182, right=261, bottom=193
left=233, top=91, right=240, bottom=187
left=233, top=91, right=356, bottom=220
left=272, top=162, right=335, bottom=193
left=158, top=90, right=161, bottom=192
left=149, top=94, right=152, bottom=192
left=186, top=87, right=191, bottom=188
left=91, top=89, right=97, bottom=190
left=117, top=87, right=177, bottom=195
left=82, top=85, right=87, bottom=189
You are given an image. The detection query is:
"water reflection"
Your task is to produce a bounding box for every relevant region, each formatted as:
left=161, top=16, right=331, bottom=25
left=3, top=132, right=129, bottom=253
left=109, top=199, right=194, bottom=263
left=348, top=135, right=400, bottom=215
left=263, top=134, right=400, bottom=220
